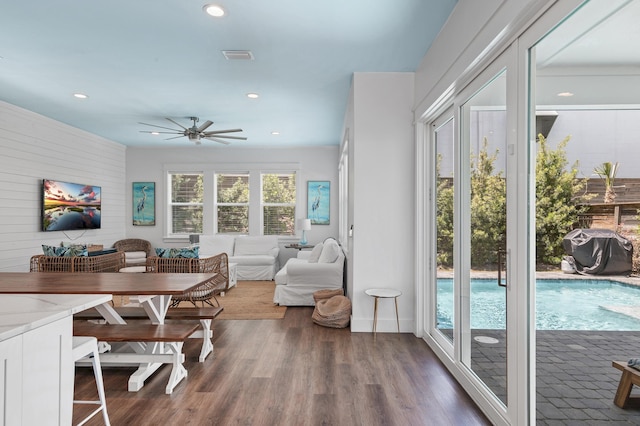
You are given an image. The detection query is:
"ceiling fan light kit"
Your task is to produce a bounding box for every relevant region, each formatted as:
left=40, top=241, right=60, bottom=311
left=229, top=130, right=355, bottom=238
left=139, top=116, right=247, bottom=145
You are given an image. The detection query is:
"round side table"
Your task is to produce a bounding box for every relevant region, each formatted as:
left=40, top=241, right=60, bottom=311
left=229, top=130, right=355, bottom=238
left=365, top=288, right=402, bottom=336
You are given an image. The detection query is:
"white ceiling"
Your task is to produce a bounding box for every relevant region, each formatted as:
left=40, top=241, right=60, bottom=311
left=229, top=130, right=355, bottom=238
left=534, top=0, right=640, bottom=106
left=0, top=0, right=457, bottom=148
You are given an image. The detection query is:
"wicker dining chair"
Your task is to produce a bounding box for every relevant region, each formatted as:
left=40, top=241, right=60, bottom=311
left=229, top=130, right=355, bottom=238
left=145, top=252, right=229, bottom=307
left=113, top=238, right=153, bottom=257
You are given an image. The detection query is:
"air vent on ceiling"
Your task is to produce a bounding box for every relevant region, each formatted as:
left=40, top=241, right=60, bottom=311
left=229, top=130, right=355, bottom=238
left=222, top=50, right=254, bottom=60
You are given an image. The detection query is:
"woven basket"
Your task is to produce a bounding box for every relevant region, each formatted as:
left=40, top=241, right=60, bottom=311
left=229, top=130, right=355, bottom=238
left=312, top=295, right=351, bottom=328
left=313, top=288, right=344, bottom=302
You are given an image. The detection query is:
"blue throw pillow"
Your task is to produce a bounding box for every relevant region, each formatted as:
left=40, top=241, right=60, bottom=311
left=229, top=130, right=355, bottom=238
left=42, top=244, right=88, bottom=257
left=155, top=246, right=199, bottom=258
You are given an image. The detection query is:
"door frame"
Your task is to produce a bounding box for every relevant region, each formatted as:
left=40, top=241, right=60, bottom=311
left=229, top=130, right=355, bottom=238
left=416, top=2, right=586, bottom=424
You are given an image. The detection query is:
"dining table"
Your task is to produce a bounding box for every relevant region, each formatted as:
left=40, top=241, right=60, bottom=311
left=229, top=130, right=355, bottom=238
left=0, top=272, right=217, bottom=393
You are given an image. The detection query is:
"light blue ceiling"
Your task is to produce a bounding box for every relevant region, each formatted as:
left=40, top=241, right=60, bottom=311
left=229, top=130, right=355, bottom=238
left=0, top=0, right=457, bottom=147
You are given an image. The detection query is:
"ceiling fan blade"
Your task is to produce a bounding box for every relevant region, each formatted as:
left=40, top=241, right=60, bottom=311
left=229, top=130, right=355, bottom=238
left=206, top=134, right=247, bottom=140
left=165, top=118, right=188, bottom=130
left=204, top=137, right=231, bottom=145
left=139, top=130, right=182, bottom=135
left=203, top=128, right=243, bottom=135
left=164, top=135, right=187, bottom=140
left=138, top=122, right=182, bottom=132
left=197, top=120, right=214, bottom=132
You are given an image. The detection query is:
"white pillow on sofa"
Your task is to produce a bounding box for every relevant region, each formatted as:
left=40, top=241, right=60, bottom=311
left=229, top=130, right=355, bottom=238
left=307, top=243, right=324, bottom=263
left=199, top=235, right=235, bottom=257
left=234, top=236, right=278, bottom=256
left=318, top=239, right=340, bottom=263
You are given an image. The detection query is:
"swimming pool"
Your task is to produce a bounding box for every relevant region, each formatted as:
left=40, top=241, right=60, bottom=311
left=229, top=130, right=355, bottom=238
left=436, top=278, right=640, bottom=330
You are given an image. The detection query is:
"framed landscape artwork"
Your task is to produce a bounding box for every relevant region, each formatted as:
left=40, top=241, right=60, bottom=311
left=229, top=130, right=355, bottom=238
left=133, top=182, right=155, bottom=226
left=307, top=180, right=330, bottom=225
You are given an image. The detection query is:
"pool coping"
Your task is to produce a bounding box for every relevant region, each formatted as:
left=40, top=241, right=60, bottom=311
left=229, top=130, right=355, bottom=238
left=437, top=269, right=640, bottom=287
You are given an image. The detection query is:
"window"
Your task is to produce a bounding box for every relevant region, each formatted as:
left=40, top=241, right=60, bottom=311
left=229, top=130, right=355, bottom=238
left=216, top=173, right=249, bottom=233
left=168, top=172, right=203, bottom=235
left=165, top=166, right=299, bottom=238
left=261, top=172, right=296, bottom=235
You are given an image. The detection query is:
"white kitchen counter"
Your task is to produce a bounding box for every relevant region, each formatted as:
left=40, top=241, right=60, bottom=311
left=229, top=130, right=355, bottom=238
left=0, top=293, right=111, bottom=341
left=0, top=293, right=111, bottom=425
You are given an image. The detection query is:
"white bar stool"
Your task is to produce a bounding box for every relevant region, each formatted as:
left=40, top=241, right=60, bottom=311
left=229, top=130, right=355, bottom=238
left=73, top=336, right=110, bottom=426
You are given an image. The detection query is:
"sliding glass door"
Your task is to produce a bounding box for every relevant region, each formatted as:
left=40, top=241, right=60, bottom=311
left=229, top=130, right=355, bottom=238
left=425, top=43, right=532, bottom=424
left=458, top=67, right=509, bottom=407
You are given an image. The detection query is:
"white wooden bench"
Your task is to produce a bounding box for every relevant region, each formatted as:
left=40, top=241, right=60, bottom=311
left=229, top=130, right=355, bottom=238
left=75, top=305, right=224, bottom=362
left=73, top=321, right=199, bottom=394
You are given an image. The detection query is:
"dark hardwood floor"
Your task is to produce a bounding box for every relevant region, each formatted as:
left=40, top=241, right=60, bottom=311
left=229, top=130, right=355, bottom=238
left=73, top=307, right=490, bottom=425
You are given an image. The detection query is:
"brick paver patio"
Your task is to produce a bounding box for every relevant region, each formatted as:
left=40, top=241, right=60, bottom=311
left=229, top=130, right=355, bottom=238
left=471, top=329, right=640, bottom=424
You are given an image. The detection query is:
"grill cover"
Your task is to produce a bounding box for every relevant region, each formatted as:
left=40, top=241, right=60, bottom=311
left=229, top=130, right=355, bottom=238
left=562, top=228, right=633, bottom=275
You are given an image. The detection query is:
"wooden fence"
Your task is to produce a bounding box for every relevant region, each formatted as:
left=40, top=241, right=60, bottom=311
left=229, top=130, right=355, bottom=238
left=579, top=178, right=640, bottom=232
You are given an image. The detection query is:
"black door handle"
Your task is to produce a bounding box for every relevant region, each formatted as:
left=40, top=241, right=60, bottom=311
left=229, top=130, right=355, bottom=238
left=497, top=249, right=507, bottom=288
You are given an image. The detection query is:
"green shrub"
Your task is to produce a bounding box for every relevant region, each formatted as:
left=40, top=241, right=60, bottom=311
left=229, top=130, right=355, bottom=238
left=470, top=138, right=506, bottom=266
left=435, top=134, right=588, bottom=268
left=535, top=134, right=588, bottom=265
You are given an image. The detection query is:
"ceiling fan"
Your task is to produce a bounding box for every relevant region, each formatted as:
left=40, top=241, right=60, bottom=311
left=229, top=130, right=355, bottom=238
left=139, top=116, right=247, bottom=145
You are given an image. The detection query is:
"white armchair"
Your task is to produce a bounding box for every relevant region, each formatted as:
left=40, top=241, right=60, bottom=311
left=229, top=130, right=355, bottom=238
left=274, top=238, right=345, bottom=306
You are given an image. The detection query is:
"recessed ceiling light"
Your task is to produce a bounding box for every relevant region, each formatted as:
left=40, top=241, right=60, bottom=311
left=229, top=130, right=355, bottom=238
left=247, top=93, right=259, bottom=99
left=557, top=92, right=574, bottom=97
left=271, top=131, right=280, bottom=135
left=151, top=131, right=160, bottom=136
left=203, top=4, right=225, bottom=17
left=73, top=93, right=88, bottom=99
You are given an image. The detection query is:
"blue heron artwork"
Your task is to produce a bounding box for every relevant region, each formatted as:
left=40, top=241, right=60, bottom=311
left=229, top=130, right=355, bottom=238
left=307, top=181, right=330, bottom=225
left=133, top=182, right=155, bottom=226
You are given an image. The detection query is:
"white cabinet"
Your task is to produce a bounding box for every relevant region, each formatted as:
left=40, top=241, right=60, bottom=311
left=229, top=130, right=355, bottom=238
left=0, top=316, right=72, bottom=426
left=22, top=316, right=73, bottom=425
left=0, top=294, right=110, bottom=426
left=0, top=335, right=23, bottom=425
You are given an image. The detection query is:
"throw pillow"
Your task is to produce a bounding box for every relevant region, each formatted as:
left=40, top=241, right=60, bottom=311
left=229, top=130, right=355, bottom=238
left=155, top=246, right=199, bottom=258
left=42, top=244, right=88, bottom=257
left=307, top=243, right=324, bottom=263
left=318, top=239, right=340, bottom=263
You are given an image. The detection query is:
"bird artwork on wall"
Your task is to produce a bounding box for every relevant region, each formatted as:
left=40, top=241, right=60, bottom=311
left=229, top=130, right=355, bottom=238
left=307, top=181, right=330, bottom=225
left=132, top=182, right=155, bottom=226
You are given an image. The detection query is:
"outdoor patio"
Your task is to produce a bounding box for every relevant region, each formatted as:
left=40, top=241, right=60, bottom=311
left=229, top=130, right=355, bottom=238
left=472, top=329, right=640, bottom=424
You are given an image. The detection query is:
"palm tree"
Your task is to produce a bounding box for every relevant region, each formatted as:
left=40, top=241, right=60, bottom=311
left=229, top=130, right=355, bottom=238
left=594, top=161, right=619, bottom=203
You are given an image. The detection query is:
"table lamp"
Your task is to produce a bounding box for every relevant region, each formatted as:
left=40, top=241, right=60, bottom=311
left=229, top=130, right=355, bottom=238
left=298, top=218, right=311, bottom=245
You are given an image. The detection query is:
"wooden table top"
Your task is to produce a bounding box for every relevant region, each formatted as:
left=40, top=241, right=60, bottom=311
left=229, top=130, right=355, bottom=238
left=0, top=272, right=216, bottom=295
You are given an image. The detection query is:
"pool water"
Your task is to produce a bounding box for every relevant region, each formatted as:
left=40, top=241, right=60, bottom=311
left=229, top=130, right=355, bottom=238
left=436, top=278, right=640, bottom=330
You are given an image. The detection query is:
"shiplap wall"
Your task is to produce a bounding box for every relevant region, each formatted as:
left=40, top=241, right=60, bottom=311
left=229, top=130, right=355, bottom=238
left=0, top=101, right=127, bottom=271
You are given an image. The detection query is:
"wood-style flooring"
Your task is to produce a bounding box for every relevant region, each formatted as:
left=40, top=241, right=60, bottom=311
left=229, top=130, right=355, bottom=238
left=73, top=307, right=490, bottom=425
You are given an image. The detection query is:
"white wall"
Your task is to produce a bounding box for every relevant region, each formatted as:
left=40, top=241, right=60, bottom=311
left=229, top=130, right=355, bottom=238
left=346, top=72, right=415, bottom=332
left=0, top=101, right=127, bottom=271
left=125, top=146, right=339, bottom=265
left=545, top=109, right=640, bottom=179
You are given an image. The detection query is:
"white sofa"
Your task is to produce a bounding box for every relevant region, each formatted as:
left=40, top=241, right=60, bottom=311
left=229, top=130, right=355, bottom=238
left=274, top=238, right=345, bottom=306
left=198, top=235, right=280, bottom=281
